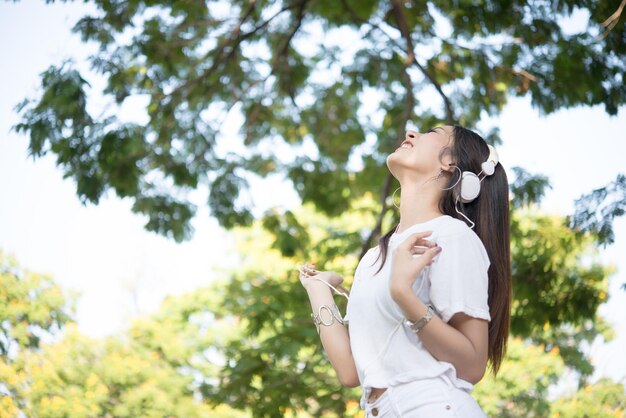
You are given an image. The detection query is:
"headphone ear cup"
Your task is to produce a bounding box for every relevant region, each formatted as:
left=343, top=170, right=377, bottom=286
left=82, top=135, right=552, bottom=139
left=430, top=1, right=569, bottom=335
left=481, top=160, right=495, bottom=176
left=460, top=171, right=481, bottom=203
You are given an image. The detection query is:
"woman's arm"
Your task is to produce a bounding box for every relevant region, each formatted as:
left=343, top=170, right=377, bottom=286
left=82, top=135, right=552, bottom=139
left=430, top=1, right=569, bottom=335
left=390, top=288, right=488, bottom=384
left=388, top=231, right=489, bottom=384
left=305, top=280, right=360, bottom=387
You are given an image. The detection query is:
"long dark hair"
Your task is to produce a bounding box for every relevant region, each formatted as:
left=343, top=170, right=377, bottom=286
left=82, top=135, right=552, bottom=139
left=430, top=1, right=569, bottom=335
left=373, top=125, right=511, bottom=376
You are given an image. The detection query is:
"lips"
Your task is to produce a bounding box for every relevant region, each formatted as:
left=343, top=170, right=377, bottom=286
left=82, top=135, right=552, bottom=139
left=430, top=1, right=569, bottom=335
left=399, top=140, right=413, bottom=149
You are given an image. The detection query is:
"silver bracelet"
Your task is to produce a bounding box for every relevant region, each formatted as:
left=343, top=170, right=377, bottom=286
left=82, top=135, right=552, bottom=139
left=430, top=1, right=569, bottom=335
left=403, top=304, right=435, bottom=333
left=311, top=303, right=345, bottom=334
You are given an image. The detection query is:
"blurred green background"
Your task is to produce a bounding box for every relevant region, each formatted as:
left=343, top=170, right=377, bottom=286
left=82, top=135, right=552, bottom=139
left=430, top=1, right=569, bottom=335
left=1, top=1, right=625, bottom=417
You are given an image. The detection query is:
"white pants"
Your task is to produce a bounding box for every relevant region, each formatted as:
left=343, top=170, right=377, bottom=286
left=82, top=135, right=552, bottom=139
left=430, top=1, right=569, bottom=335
left=364, top=376, right=487, bottom=418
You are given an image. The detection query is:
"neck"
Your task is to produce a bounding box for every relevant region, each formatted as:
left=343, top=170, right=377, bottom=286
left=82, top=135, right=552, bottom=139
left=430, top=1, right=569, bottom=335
left=396, top=183, right=443, bottom=234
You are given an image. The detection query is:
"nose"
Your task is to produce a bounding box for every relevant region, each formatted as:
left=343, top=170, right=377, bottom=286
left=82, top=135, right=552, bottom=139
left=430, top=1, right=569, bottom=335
left=406, top=130, right=419, bottom=140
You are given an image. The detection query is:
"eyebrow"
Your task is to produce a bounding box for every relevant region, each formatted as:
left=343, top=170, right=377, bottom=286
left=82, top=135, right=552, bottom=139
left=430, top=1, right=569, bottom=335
left=428, top=127, right=444, bottom=133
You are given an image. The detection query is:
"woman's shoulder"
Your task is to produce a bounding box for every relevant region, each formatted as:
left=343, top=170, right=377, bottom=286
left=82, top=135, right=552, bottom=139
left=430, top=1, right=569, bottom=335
left=435, top=216, right=490, bottom=265
left=363, top=245, right=381, bottom=258
left=355, top=246, right=380, bottom=265
left=436, top=216, right=483, bottom=245
left=437, top=215, right=473, bottom=236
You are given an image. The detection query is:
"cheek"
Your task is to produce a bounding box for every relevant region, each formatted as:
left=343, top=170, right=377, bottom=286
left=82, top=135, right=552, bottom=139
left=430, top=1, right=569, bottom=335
left=411, top=143, right=441, bottom=170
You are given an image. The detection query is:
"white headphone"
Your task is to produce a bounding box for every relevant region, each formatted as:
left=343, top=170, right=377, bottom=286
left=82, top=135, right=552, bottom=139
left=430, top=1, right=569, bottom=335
left=459, top=144, right=498, bottom=203
left=442, top=144, right=499, bottom=228
left=455, top=143, right=500, bottom=203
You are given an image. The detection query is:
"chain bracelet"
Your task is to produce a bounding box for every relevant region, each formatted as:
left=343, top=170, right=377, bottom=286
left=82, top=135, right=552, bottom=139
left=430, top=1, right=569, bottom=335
left=311, top=303, right=345, bottom=334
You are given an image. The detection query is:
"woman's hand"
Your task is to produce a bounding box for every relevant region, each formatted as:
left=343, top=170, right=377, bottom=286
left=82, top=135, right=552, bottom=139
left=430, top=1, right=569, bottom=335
left=298, top=262, right=346, bottom=294
left=389, top=231, right=441, bottom=300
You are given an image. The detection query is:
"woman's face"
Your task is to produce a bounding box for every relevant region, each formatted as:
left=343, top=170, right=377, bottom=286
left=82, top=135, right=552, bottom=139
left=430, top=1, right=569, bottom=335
left=386, top=125, right=454, bottom=179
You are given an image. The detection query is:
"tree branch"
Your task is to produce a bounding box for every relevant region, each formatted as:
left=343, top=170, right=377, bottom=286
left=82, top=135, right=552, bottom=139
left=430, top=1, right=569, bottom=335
left=343, top=0, right=456, bottom=124
left=219, top=0, right=309, bottom=139
left=389, top=0, right=455, bottom=123
left=389, top=0, right=415, bottom=65
left=163, top=0, right=301, bottom=104
left=340, top=0, right=416, bottom=257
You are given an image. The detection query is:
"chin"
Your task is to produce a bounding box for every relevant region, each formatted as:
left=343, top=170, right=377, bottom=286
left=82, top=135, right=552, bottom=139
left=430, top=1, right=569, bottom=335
left=386, top=153, right=395, bottom=170
left=386, top=153, right=401, bottom=177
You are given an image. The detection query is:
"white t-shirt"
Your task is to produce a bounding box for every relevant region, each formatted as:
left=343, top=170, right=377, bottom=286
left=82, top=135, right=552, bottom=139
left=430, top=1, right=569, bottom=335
left=343, top=214, right=491, bottom=409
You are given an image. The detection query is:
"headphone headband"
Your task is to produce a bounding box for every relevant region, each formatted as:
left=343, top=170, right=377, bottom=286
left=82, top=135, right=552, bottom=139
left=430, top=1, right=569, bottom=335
left=479, top=144, right=499, bottom=177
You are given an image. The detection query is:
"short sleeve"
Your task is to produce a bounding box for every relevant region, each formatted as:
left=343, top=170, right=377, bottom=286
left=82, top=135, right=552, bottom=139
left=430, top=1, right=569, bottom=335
left=428, top=230, right=491, bottom=323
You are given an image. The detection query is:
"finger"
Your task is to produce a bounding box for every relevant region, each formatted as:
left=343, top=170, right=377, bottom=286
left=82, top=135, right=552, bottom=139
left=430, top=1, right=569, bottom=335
left=420, top=245, right=442, bottom=265
left=415, top=238, right=438, bottom=248
left=410, top=247, right=428, bottom=255
left=401, top=231, right=433, bottom=249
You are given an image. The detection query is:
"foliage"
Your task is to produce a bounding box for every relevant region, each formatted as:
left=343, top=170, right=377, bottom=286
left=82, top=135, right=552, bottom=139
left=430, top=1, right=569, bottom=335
left=0, top=221, right=620, bottom=418
left=509, top=207, right=615, bottom=382
left=196, top=200, right=379, bottom=417
left=508, top=167, right=552, bottom=211
left=550, top=378, right=626, bottom=418
left=1, top=324, right=218, bottom=417
left=568, top=173, right=626, bottom=247
left=178, top=196, right=615, bottom=416
left=0, top=250, right=73, bottom=360
left=474, top=337, right=565, bottom=417
left=12, top=0, right=626, bottom=240
left=4, top=3, right=626, bottom=412
left=0, top=253, right=240, bottom=418
left=137, top=199, right=615, bottom=416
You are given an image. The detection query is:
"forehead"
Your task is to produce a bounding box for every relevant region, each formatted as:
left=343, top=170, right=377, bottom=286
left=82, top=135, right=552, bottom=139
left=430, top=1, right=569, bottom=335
left=433, top=125, right=453, bottom=134
left=431, top=125, right=454, bottom=143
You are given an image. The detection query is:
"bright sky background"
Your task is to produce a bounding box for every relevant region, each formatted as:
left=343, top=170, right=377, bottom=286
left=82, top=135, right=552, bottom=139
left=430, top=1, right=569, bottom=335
left=1, top=1, right=625, bottom=394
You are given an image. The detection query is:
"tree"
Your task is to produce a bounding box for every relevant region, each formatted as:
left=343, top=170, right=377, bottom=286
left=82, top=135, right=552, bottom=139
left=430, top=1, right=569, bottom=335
left=0, top=251, right=240, bottom=418
left=6, top=2, right=626, bottom=409
left=2, top=325, right=214, bottom=418
left=12, top=0, right=626, bottom=243
left=473, top=337, right=565, bottom=417
left=550, top=378, right=626, bottom=418
left=0, top=250, right=73, bottom=360
left=0, top=250, right=74, bottom=416
left=508, top=207, right=615, bottom=384
left=197, top=201, right=374, bottom=417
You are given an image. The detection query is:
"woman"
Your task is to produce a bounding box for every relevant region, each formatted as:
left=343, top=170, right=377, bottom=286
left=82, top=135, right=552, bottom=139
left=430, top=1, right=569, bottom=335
left=299, top=125, right=511, bottom=417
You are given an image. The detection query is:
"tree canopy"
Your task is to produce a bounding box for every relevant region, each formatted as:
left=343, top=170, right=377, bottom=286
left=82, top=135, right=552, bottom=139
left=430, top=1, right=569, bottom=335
left=13, top=0, right=626, bottom=243
left=0, top=251, right=242, bottom=417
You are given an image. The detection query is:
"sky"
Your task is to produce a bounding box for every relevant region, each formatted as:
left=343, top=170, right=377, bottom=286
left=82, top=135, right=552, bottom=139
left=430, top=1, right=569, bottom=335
left=1, top=1, right=625, bottom=393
